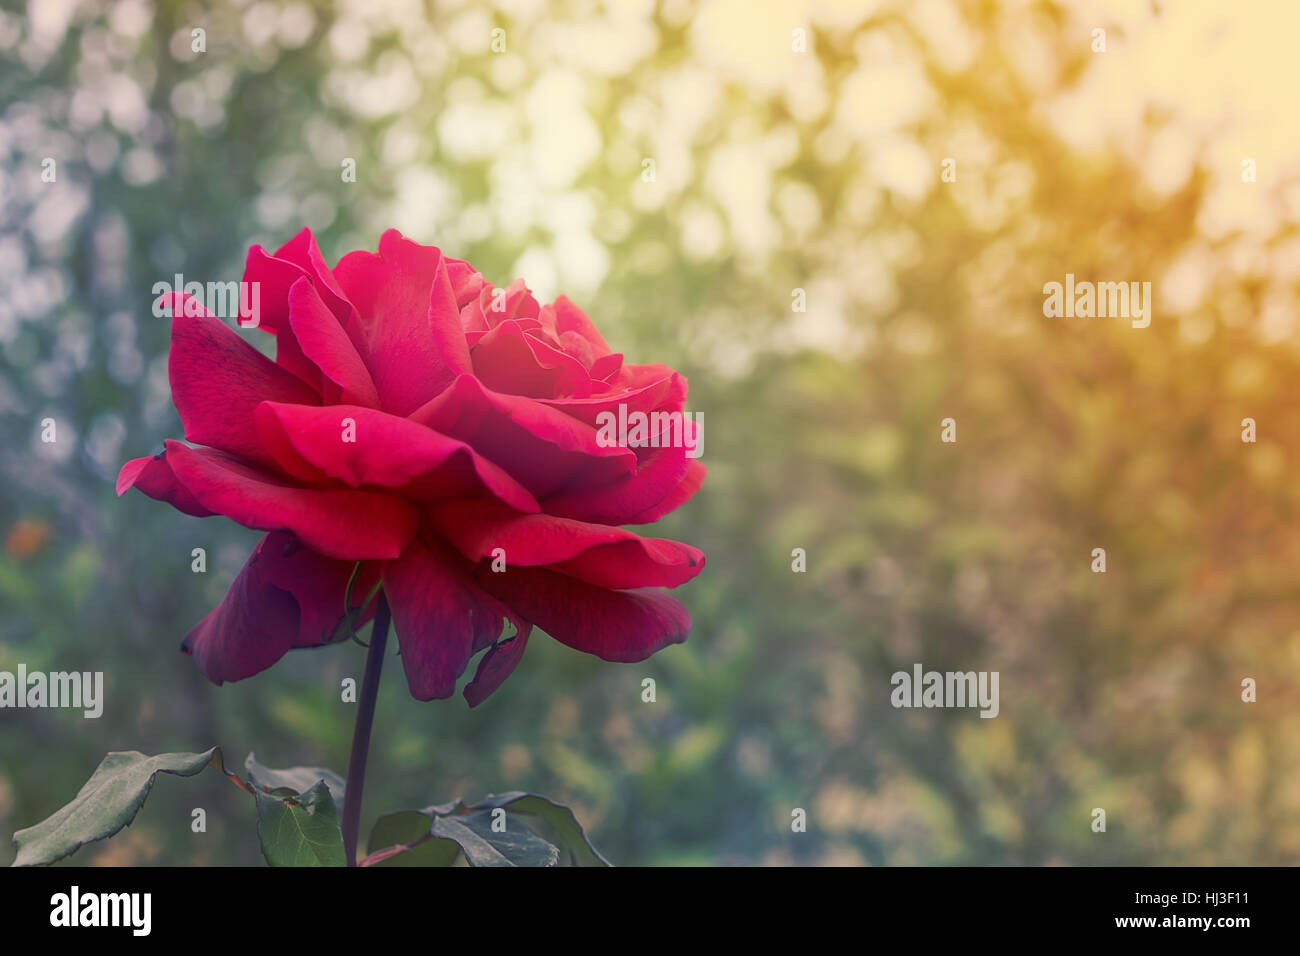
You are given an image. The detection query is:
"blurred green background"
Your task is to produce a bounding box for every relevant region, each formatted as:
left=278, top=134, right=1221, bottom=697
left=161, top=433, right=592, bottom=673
left=3, top=0, right=1300, bottom=865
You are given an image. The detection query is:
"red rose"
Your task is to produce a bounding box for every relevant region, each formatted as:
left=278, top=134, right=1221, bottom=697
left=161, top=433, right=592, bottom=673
left=119, top=228, right=706, bottom=705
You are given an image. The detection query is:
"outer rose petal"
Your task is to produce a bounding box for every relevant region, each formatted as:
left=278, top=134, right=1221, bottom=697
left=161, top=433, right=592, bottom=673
left=623, top=459, right=707, bottom=524
left=542, top=433, right=704, bottom=525
left=240, top=244, right=322, bottom=388
left=475, top=565, right=692, bottom=663
left=382, top=537, right=512, bottom=700
left=427, top=500, right=705, bottom=589
left=463, top=623, right=531, bottom=708
left=164, top=291, right=319, bottom=471
left=272, top=227, right=358, bottom=328
left=254, top=402, right=539, bottom=513
left=240, top=244, right=301, bottom=336
left=117, top=452, right=215, bottom=517
left=182, top=531, right=381, bottom=684
left=183, top=540, right=298, bottom=684
left=160, top=439, right=418, bottom=560
left=333, top=229, right=472, bottom=415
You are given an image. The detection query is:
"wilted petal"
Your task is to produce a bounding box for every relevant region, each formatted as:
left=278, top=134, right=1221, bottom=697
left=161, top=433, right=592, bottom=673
left=476, top=565, right=691, bottom=663
left=463, top=623, right=532, bottom=708
left=382, top=537, right=511, bottom=700
left=182, top=531, right=382, bottom=684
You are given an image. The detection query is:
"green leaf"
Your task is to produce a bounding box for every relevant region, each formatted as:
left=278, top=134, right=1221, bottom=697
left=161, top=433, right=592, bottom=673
left=468, top=793, right=611, bottom=867
left=360, top=792, right=608, bottom=867
left=244, top=752, right=345, bottom=801
left=364, top=810, right=460, bottom=867
left=253, top=780, right=346, bottom=867
left=11, top=747, right=239, bottom=867
left=432, top=811, right=559, bottom=867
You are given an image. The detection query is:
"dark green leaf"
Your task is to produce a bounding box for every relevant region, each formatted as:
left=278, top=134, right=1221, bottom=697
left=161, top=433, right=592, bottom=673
left=244, top=752, right=345, bottom=801
left=359, top=792, right=605, bottom=867
left=11, top=748, right=238, bottom=867
left=468, top=792, right=611, bottom=867
left=364, top=810, right=460, bottom=867
left=431, top=810, right=559, bottom=867
left=254, top=780, right=346, bottom=867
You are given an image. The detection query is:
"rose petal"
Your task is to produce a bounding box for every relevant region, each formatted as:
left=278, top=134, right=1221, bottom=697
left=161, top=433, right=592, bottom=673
left=333, top=229, right=472, bottom=415
left=536, top=371, right=682, bottom=427
left=446, top=256, right=487, bottom=308
left=287, top=277, right=381, bottom=408
left=271, top=227, right=359, bottom=329
left=465, top=279, right=542, bottom=332
left=182, top=531, right=382, bottom=684
left=471, top=319, right=592, bottom=399
left=408, top=374, right=635, bottom=499
left=165, top=291, right=320, bottom=471
left=542, top=433, right=704, bottom=525
left=557, top=330, right=594, bottom=370
left=476, top=565, right=691, bottom=663
left=463, top=623, right=532, bottom=707
left=117, top=451, right=215, bottom=517
left=548, top=295, right=612, bottom=357
left=254, top=401, right=539, bottom=513
left=428, top=500, right=705, bottom=589
left=382, top=537, right=513, bottom=700
left=588, top=352, right=624, bottom=382
left=182, top=538, right=298, bottom=685
left=240, top=244, right=330, bottom=390
left=623, top=459, right=707, bottom=524
left=161, top=439, right=418, bottom=560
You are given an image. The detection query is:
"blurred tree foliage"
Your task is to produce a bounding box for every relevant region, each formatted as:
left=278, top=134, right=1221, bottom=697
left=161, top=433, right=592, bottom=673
left=2, top=0, right=1298, bottom=865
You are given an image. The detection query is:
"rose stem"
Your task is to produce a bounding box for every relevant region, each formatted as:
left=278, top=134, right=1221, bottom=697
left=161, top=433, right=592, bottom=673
left=341, top=590, right=391, bottom=867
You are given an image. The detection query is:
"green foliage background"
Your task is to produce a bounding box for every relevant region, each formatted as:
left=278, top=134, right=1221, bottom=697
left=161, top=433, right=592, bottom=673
left=2, top=0, right=1298, bottom=865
